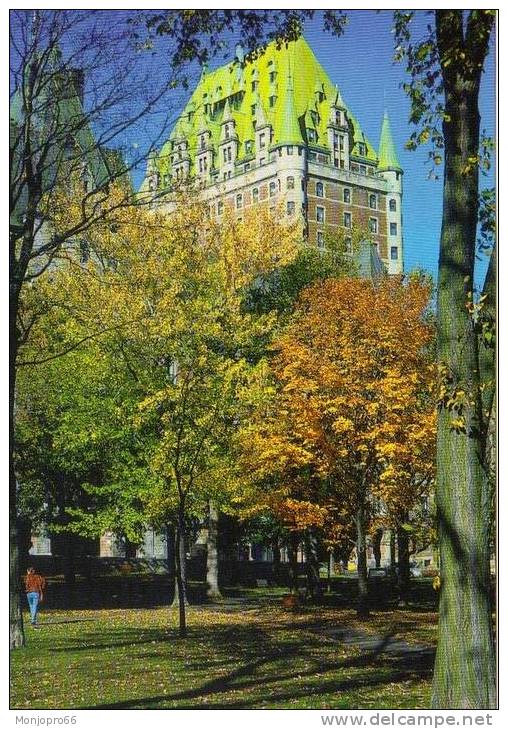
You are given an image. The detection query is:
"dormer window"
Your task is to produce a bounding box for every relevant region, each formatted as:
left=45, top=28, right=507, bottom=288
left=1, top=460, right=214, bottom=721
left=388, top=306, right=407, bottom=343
left=259, top=132, right=266, bottom=149
left=358, top=142, right=367, bottom=157
left=251, top=104, right=256, bottom=117
left=245, top=140, right=253, bottom=155
left=308, top=129, right=317, bottom=144
left=251, top=80, right=258, bottom=92
left=269, top=70, right=276, bottom=83
left=269, top=95, right=277, bottom=108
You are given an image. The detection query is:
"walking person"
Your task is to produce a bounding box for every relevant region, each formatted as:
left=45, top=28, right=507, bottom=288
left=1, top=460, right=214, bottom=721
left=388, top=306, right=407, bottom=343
left=24, top=566, right=46, bottom=627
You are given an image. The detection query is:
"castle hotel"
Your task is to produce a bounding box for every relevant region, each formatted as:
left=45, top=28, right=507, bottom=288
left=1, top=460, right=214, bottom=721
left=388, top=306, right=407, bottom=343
left=142, top=36, right=404, bottom=275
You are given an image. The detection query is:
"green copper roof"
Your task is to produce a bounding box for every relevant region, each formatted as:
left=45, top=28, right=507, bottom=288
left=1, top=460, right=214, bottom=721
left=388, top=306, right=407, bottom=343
left=279, top=74, right=303, bottom=145
left=154, top=36, right=380, bottom=179
left=377, top=110, right=402, bottom=171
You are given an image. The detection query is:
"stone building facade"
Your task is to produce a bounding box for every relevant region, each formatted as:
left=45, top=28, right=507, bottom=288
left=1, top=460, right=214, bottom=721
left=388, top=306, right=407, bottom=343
left=142, top=36, right=404, bottom=275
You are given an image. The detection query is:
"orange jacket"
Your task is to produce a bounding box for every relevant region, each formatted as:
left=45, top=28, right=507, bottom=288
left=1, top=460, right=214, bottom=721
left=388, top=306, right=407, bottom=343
left=24, top=573, right=46, bottom=595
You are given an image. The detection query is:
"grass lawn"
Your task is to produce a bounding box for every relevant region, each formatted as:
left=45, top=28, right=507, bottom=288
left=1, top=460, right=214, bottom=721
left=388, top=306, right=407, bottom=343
left=11, top=591, right=437, bottom=710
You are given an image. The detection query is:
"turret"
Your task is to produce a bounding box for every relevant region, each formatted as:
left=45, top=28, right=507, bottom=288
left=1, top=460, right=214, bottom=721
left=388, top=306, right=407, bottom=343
left=377, top=110, right=403, bottom=274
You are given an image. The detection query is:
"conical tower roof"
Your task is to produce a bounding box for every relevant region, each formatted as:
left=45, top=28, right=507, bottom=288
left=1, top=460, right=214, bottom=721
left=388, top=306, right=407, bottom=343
left=378, top=110, right=401, bottom=171
left=222, top=97, right=233, bottom=123
left=254, top=93, right=269, bottom=129
left=278, top=74, right=303, bottom=145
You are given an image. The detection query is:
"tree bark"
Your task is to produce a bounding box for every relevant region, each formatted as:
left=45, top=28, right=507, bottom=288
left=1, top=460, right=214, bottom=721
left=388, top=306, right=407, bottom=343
left=304, top=529, right=323, bottom=600
left=397, top=524, right=411, bottom=607
left=327, top=549, right=335, bottom=593
left=288, top=532, right=299, bottom=594
left=166, top=523, right=175, bottom=603
left=206, top=500, right=222, bottom=600
left=389, top=529, right=396, bottom=571
left=10, top=330, right=25, bottom=649
left=432, top=9, right=496, bottom=709
left=174, top=507, right=188, bottom=637
left=372, top=528, right=383, bottom=569
left=272, top=536, right=281, bottom=583
left=355, top=504, right=369, bottom=618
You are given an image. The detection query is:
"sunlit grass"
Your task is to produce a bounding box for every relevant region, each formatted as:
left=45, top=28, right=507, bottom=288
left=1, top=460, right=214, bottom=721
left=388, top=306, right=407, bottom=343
left=11, top=599, right=436, bottom=709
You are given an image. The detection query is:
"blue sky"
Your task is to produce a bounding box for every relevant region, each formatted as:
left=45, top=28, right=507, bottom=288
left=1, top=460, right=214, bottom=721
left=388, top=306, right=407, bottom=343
left=29, top=9, right=494, bottom=287
left=297, top=11, right=496, bottom=287
left=128, top=9, right=496, bottom=286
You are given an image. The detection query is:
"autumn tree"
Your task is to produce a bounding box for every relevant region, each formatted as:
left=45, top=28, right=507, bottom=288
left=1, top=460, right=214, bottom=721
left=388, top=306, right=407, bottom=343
left=26, top=187, right=300, bottom=635
left=8, top=8, right=192, bottom=647
left=393, top=10, right=496, bottom=708
left=241, top=276, right=434, bottom=617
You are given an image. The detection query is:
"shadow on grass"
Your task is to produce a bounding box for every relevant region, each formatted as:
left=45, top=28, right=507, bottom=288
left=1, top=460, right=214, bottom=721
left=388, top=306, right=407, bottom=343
left=62, top=618, right=434, bottom=709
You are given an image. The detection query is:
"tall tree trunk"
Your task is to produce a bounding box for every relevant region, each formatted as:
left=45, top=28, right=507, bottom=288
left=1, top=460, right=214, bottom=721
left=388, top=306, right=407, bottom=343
left=327, top=549, right=335, bottom=593
left=355, top=504, right=369, bottom=618
left=206, top=500, right=222, bottom=600
left=272, top=536, right=281, bottom=583
left=288, top=532, right=299, bottom=594
left=372, top=528, right=383, bottom=569
left=304, top=529, right=323, bottom=600
left=166, top=523, right=175, bottom=603
left=9, top=331, right=25, bottom=649
left=174, top=506, right=187, bottom=637
left=397, top=523, right=410, bottom=607
left=390, top=529, right=396, bottom=571
left=432, top=10, right=496, bottom=709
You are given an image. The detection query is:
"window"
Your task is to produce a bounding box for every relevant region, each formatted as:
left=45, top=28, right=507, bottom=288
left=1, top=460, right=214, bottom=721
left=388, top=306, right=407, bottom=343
left=369, top=218, right=378, bottom=234
left=390, top=222, right=398, bottom=236
left=287, top=176, right=295, bottom=190
left=344, top=212, right=352, bottom=228
left=259, top=133, right=266, bottom=149
left=358, top=143, right=367, bottom=156
left=251, top=81, right=258, bottom=92
left=344, top=237, right=352, bottom=253
left=316, top=181, right=324, bottom=198
left=287, top=201, right=295, bottom=216
left=236, top=193, right=243, bottom=209
left=333, top=132, right=339, bottom=149
left=339, top=135, right=345, bottom=152
left=269, top=181, right=277, bottom=197
left=269, top=95, right=276, bottom=108
left=269, top=71, right=276, bottom=83
left=317, top=231, right=325, bottom=249
left=316, top=206, right=325, bottom=223
left=217, top=200, right=224, bottom=215
left=391, top=246, right=399, bottom=260
left=245, top=140, right=253, bottom=155
left=298, top=147, right=303, bottom=156
left=200, top=136, right=206, bottom=150
left=287, top=145, right=294, bottom=155
left=225, top=125, right=230, bottom=139
left=389, top=198, right=397, bottom=212
left=369, top=194, right=377, bottom=210
left=308, top=129, right=317, bottom=143
left=343, top=188, right=351, bottom=204
left=308, top=151, right=317, bottom=161
left=359, top=164, right=366, bottom=175
left=251, top=104, right=256, bottom=116
left=244, top=163, right=250, bottom=172
left=252, top=187, right=259, bottom=203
